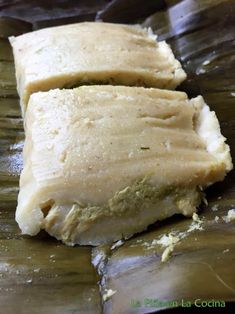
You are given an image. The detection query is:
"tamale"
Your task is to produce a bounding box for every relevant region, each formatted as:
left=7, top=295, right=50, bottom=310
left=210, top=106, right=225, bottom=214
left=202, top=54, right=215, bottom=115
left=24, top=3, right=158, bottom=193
left=16, top=86, right=232, bottom=245
left=9, top=22, right=186, bottom=113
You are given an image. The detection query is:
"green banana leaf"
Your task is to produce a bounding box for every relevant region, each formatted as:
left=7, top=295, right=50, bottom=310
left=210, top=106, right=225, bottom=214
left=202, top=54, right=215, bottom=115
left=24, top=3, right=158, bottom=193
left=0, top=1, right=234, bottom=313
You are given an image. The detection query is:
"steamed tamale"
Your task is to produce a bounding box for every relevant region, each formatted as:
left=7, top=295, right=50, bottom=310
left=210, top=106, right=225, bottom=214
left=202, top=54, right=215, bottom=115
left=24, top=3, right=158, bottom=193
left=16, top=86, right=232, bottom=245
left=9, top=22, right=186, bottom=113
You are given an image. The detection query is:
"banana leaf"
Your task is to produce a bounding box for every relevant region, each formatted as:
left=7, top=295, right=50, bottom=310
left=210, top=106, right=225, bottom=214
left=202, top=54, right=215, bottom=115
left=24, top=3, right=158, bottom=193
left=0, top=61, right=17, bottom=97
left=0, top=17, right=32, bottom=37
left=96, top=0, right=165, bottom=23
left=0, top=1, right=234, bottom=313
left=94, top=208, right=235, bottom=314
left=0, top=38, right=13, bottom=61
left=0, top=0, right=108, bottom=24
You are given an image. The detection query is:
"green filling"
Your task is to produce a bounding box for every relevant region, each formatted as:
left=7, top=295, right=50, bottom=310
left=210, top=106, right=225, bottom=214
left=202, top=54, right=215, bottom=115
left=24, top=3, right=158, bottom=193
left=62, top=78, right=147, bottom=89
left=62, top=79, right=112, bottom=89
left=61, top=178, right=203, bottom=243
